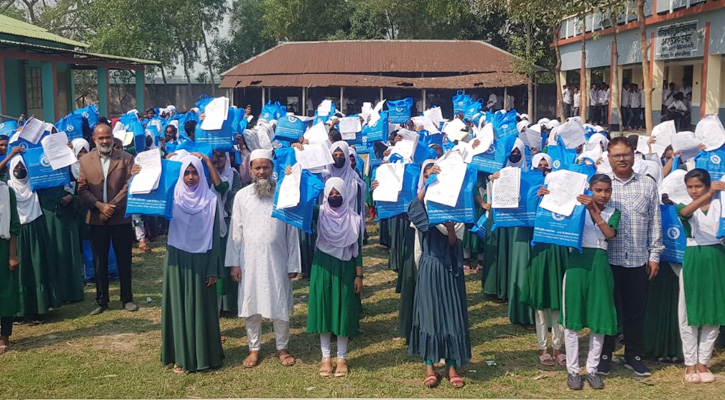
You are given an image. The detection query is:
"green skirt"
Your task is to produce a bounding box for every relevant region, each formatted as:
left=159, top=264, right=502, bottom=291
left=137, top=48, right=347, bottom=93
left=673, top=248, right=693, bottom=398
left=482, top=216, right=508, bottom=300
left=17, top=217, right=61, bottom=317
left=562, top=248, right=617, bottom=336
left=523, top=244, right=566, bottom=311
left=682, top=245, right=725, bottom=326
left=0, top=238, right=18, bottom=317
left=161, top=246, right=224, bottom=372
left=307, top=250, right=360, bottom=337
left=462, top=206, right=485, bottom=260
left=42, top=209, right=85, bottom=303
left=643, top=263, right=683, bottom=360
left=394, top=222, right=417, bottom=340
left=216, top=228, right=238, bottom=314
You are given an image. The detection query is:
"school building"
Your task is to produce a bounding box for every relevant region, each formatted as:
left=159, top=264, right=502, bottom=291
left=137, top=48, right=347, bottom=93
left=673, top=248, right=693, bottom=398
left=556, top=0, right=725, bottom=128
left=0, top=14, right=158, bottom=122
left=219, top=40, right=542, bottom=118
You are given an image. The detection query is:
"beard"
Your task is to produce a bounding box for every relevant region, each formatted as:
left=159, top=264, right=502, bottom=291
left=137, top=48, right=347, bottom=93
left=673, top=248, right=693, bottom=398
left=253, top=176, right=276, bottom=198
left=97, top=143, right=113, bottom=155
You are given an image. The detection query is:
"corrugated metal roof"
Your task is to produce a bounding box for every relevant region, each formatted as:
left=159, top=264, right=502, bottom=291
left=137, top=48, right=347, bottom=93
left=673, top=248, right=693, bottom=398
left=0, top=14, right=88, bottom=48
left=223, top=40, right=520, bottom=76
left=0, top=38, right=159, bottom=66
left=220, top=72, right=529, bottom=90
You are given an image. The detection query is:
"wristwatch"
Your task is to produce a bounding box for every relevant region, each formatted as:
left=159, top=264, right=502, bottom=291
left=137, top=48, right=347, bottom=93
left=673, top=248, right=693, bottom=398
left=355, top=274, right=364, bottom=279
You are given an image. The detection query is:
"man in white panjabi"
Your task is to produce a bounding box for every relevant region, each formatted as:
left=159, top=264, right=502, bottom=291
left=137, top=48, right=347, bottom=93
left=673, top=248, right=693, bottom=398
left=225, top=149, right=301, bottom=368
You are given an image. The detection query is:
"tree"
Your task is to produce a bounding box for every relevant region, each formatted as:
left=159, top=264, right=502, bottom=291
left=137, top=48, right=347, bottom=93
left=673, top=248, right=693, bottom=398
left=212, top=0, right=277, bottom=74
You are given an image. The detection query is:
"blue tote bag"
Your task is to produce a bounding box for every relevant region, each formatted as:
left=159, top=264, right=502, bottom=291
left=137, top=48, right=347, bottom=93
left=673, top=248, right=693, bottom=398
left=427, top=165, right=477, bottom=225
left=660, top=204, right=686, bottom=263
left=273, top=146, right=297, bottom=182
left=125, top=160, right=182, bottom=219
left=273, top=115, right=308, bottom=143
left=362, top=111, right=389, bottom=143
left=272, top=170, right=325, bottom=233
left=547, top=145, right=578, bottom=171
left=452, top=90, right=472, bottom=114
left=469, top=212, right=489, bottom=241
left=261, top=101, right=286, bottom=121
left=375, top=164, right=421, bottom=220
left=492, top=170, right=545, bottom=230
left=695, top=144, right=725, bottom=181
left=531, top=202, right=587, bottom=253
left=55, top=113, right=84, bottom=140
left=463, top=99, right=484, bottom=122
left=23, top=147, right=70, bottom=191
left=195, top=95, right=214, bottom=113
left=74, top=104, right=99, bottom=129
left=468, top=133, right=518, bottom=174
left=493, top=109, right=519, bottom=138
left=386, top=97, right=414, bottom=124
left=195, top=110, right=235, bottom=152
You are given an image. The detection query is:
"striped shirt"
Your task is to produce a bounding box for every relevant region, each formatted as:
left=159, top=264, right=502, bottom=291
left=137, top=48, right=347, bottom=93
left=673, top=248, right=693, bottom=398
left=607, top=172, right=664, bottom=267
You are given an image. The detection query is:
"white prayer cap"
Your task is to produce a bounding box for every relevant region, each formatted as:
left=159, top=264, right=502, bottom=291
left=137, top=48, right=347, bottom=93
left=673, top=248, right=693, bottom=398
left=250, top=149, right=273, bottom=163
left=537, top=118, right=550, bottom=126
left=167, top=105, right=176, bottom=111
left=516, top=120, right=529, bottom=133
left=594, top=125, right=605, bottom=132
left=520, top=113, right=530, bottom=121
left=190, top=107, right=200, bottom=114
left=127, top=109, right=139, bottom=115
left=546, top=120, right=561, bottom=130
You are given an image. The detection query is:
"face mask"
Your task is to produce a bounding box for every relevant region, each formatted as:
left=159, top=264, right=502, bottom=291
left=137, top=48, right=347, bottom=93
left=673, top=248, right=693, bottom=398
left=509, top=153, right=522, bottom=163
left=13, top=168, right=27, bottom=180
left=333, top=157, right=345, bottom=168
left=328, top=196, right=343, bottom=208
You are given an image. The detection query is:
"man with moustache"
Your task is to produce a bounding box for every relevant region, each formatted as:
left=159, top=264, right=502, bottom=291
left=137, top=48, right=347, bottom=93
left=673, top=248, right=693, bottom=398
left=77, top=123, right=137, bottom=315
left=597, top=137, right=663, bottom=376
left=225, top=149, right=301, bottom=368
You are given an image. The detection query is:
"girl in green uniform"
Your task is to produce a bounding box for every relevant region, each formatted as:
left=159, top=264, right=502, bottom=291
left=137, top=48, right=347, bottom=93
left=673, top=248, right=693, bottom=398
left=0, top=180, right=20, bottom=353
left=562, top=174, right=620, bottom=390
left=676, top=169, right=725, bottom=384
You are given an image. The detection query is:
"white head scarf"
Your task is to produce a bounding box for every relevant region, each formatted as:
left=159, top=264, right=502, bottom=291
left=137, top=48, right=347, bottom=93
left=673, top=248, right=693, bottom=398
left=316, top=177, right=362, bottom=261
left=588, top=133, right=609, bottom=151
left=7, top=156, right=42, bottom=224
left=506, top=138, right=527, bottom=170
left=329, top=141, right=363, bottom=212
left=0, top=181, right=10, bottom=239
left=417, top=159, right=436, bottom=192
left=211, top=152, right=237, bottom=237
left=532, top=153, right=552, bottom=170
left=71, top=138, right=90, bottom=179
left=167, top=155, right=217, bottom=254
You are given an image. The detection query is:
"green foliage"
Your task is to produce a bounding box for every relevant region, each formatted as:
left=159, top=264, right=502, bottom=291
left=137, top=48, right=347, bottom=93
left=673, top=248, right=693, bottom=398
left=212, top=0, right=278, bottom=73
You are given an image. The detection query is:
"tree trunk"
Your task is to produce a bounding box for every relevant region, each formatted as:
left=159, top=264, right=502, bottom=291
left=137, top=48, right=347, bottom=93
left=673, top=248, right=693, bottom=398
left=553, top=26, right=564, bottom=123
left=177, top=39, right=194, bottom=102
left=580, top=17, right=587, bottom=121
left=200, top=22, right=216, bottom=95
left=638, top=0, right=653, bottom=134
left=526, top=20, right=534, bottom=117
left=611, top=6, right=623, bottom=137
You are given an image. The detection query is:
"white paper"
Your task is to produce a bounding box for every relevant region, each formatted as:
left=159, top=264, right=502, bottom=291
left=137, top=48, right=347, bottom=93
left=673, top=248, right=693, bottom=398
left=670, top=131, right=700, bottom=161
left=443, top=119, right=468, bottom=142
left=361, top=102, right=373, bottom=122
left=596, top=150, right=613, bottom=174
left=423, top=107, right=444, bottom=128
left=372, top=163, right=405, bottom=202
left=463, top=123, right=494, bottom=163
left=294, top=143, right=334, bottom=170
left=276, top=164, right=301, bottom=209
left=304, top=122, right=330, bottom=145
left=129, top=148, right=162, bottom=195
left=411, top=116, right=440, bottom=134
left=18, top=117, right=46, bottom=144
left=338, top=117, right=362, bottom=138
left=539, top=169, right=588, bottom=217
left=520, top=128, right=543, bottom=152
left=317, top=100, right=332, bottom=117
left=389, top=129, right=419, bottom=161
left=659, top=169, right=691, bottom=205
left=650, top=121, right=675, bottom=158
left=492, top=167, right=521, bottom=209
left=373, top=100, right=386, bottom=113
left=40, top=131, right=77, bottom=170
left=636, top=135, right=650, bottom=155
left=425, top=152, right=467, bottom=207
left=200, top=97, right=229, bottom=130
left=695, top=114, right=725, bottom=151
left=557, top=120, right=586, bottom=149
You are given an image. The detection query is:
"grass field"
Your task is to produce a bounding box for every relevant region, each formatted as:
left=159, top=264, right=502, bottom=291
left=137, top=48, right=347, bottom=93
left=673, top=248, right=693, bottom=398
left=1, top=225, right=723, bottom=399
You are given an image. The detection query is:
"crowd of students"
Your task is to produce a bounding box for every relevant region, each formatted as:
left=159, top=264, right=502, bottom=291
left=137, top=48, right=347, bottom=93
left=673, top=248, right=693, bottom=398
left=0, top=96, right=724, bottom=393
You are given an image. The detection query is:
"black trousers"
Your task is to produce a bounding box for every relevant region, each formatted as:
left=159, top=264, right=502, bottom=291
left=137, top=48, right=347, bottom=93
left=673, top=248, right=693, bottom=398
left=1, top=317, right=12, bottom=337
left=90, top=223, right=134, bottom=306
left=602, top=264, right=648, bottom=359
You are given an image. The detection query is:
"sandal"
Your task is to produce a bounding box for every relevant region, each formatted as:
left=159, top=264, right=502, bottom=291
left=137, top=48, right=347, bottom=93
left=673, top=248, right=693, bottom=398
left=242, top=351, right=260, bottom=368
left=334, top=359, right=349, bottom=377
left=276, top=349, right=296, bottom=366
left=539, top=352, right=555, bottom=366
left=423, top=373, right=440, bottom=388
left=449, top=375, right=465, bottom=388
left=0, top=345, right=8, bottom=355
left=555, top=353, right=567, bottom=366
left=172, top=365, right=184, bottom=374
left=319, top=358, right=333, bottom=377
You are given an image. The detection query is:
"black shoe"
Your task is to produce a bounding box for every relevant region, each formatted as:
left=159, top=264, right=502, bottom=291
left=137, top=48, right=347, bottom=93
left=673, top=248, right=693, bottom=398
left=124, top=301, right=139, bottom=312
left=597, top=354, right=611, bottom=375
left=624, top=356, right=651, bottom=376
left=586, top=372, right=605, bottom=389
left=567, top=373, right=583, bottom=390
left=90, top=305, right=108, bottom=315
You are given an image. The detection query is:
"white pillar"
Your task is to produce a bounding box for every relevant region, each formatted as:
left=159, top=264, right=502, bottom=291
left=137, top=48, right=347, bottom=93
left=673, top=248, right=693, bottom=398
left=261, top=87, right=266, bottom=108
left=422, top=89, right=427, bottom=110
left=301, top=87, right=306, bottom=116
left=504, top=87, right=509, bottom=110
left=340, top=87, right=344, bottom=114
left=379, top=87, right=384, bottom=102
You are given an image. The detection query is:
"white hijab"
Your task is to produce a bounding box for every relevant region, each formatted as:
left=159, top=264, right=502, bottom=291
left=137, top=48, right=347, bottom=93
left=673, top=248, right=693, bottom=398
left=316, top=177, right=363, bottom=261
left=211, top=152, right=236, bottom=237
left=71, top=138, right=90, bottom=179
left=0, top=182, right=10, bottom=239
left=7, top=156, right=42, bottom=224
left=506, top=138, right=527, bottom=170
